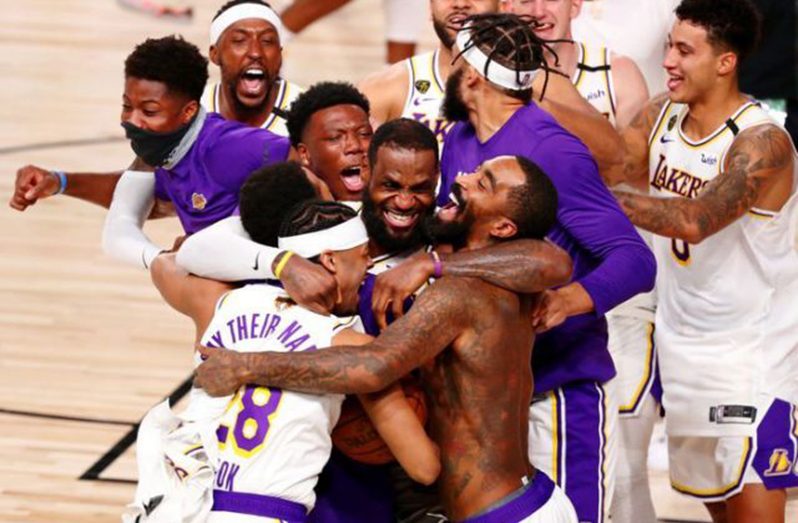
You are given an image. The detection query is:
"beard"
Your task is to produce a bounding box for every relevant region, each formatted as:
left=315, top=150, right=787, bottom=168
left=361, top=194, right=431, bottom=253
left=423, top=185, right=473, bottom=248
left=441, top=68, right=470, bottom=122
left=432, top=16, right=456, bottom=49
left=423, top=211, right=473, bottom=249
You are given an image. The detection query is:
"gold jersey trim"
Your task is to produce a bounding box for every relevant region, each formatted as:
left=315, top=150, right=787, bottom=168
left=676, top=101, right=760, bottom=149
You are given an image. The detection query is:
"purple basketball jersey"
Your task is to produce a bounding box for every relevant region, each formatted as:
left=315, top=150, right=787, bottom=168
left=154, top=113, right=290, bottom=234
left=440, top=104, right=655, bottom=393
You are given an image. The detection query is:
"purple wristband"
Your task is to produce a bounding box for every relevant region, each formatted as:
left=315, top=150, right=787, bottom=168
left=430, top=251, right=443, bottom=278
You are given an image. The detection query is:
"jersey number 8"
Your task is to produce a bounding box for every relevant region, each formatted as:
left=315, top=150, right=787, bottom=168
left=219, top=385, right=283, bottom=457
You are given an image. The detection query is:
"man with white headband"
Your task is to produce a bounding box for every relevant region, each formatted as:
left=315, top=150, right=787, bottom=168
left=195, top=154, right=578, bottom=522
left=206, top=0, right=302, bottom=133
left=136, top=190, right=440, bottom=522
left=358, top=0, right=622, bottom=170
left=436, top=13, right=656, bottom=523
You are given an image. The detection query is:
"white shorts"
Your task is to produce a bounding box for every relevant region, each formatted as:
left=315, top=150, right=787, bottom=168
left=606, top=314, right=659, bottom=417
left=528, top=381, right=617, bottom=523
left=668, top=397, right=798, bottom=502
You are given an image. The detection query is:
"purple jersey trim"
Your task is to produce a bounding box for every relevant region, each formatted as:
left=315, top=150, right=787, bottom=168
left=212, top=490, right=307, bottom=521
left=461, top=470, right=555, bottom=523
left=751, top=398, right=798, bottom=490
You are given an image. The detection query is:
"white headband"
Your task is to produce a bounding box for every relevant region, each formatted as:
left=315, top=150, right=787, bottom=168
left=210, top=4, right=286, bottom=45
left=454, top=29, right=538, bottom=91
left=278, top=217, right=369, bottom=258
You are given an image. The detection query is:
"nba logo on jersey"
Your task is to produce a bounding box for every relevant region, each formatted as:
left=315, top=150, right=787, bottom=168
left=192, top=192, right=207, bottom=210
left=764, top=449, right=794, bottom=477
left=667, top=115, right=678, bottom=130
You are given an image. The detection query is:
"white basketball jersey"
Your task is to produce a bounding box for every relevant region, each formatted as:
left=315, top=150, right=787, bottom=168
left=648, top=100, right=798, bottom=434
left=192, top=284, right=361, bottom=510
left=401, top=50, right=454, bottom=151
left=201, top=78, right=303, bottom=137
left=572, top=42, right=617, bottom=126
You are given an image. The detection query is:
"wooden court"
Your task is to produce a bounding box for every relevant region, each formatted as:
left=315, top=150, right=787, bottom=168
left=0, top=1, right=794, bottom=522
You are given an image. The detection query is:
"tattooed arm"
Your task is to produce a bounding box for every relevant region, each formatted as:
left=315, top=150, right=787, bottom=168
left=614, top=124, right=794, bottom=243
left=602, top=93, right=670, bottom=188
left=195, top=277, right=474, bottom=396
left=371, top=240, right=572, bottom=328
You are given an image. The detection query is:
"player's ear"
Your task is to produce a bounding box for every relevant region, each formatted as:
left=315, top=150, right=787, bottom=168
left=318, top=250, right=338, bottom=274
left=181, top=100, right=200, bottom=124
left=209, top=45, right=221, bottom=66
left=716, top=51, right=737, bottom=77
left=490, top=216, right=518, bottom=240
left=464, top=64, right=481, bottom=88
left=296, top=143, right=312, bottom=168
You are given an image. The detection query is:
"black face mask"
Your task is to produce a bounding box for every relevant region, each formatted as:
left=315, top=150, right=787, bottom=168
left=121, top=115, right=195, bottom=167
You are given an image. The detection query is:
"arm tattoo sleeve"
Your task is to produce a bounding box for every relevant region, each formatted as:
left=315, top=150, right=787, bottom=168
left=241, top=279, right=474, bottom=394
left=440, top=240, right=572, bottom=294
left=614, top=124, right=792, bottom=243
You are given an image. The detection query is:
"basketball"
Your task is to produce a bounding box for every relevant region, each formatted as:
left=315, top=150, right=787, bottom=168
left=332, top=378, right=427, bottom=465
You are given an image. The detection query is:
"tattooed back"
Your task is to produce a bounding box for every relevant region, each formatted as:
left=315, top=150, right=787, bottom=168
left=419, top=276, right=537, bottom=521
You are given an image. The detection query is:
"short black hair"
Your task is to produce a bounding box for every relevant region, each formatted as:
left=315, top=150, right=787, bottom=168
left=279, top=200, right=359, bottom=238
left=367, top=118, right=439, bottom=169
left=675, top=0, right=762, bottom=63
left=286, top=82, right=371, bottom=147
left=239, top=161, right=317, bottom=246
left=456, top=13, right=560, bottom=103
left=506, top=156, right=558, bottom=240
left=124, top=35, right=208, bottom=101
left=213, top=0, right=274, bottom=21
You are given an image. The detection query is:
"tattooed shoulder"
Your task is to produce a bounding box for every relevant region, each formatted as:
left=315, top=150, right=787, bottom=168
left=727, top=124, right=794, bottom=176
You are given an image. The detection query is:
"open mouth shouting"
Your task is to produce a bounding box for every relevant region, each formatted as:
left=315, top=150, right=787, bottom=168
left=340, top=164, right=365, bottom=194
left=437, top=185, right=465, bottom=223
left=238, top=66, right=269, bottom=100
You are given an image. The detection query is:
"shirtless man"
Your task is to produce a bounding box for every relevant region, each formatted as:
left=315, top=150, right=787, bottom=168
left=195, top=155, right=578, bottom=522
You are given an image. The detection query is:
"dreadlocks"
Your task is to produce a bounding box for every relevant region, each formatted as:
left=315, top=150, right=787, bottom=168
left=453, top=13, right=566, bottom=102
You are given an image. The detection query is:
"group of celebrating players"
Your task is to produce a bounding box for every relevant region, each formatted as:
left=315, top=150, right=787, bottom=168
left=9, top=0, right=798, bottom=522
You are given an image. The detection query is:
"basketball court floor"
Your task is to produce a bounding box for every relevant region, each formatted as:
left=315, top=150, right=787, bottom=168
left=0, top=1, right=794, bottom=521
